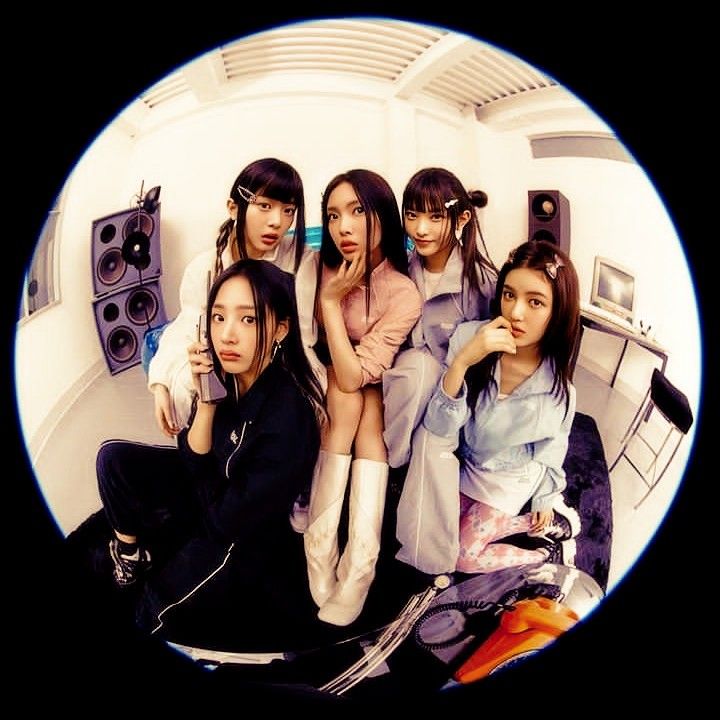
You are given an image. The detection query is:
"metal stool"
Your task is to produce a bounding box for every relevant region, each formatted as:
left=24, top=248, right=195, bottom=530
left=609, top=368, right=694, bottom=509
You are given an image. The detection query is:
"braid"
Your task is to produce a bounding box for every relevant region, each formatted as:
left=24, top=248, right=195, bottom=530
left=214, top=218, right=234, bottom=279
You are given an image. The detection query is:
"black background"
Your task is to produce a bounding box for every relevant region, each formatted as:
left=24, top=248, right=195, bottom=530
left=8, top=7, right=710, bottom=712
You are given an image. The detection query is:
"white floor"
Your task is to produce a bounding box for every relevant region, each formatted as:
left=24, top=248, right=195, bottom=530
left=27, top=359, right=692, bottom=594
left=572, top=364, right=692, bottom=591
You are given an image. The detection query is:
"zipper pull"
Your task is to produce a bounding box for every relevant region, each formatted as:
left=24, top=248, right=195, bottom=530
left=230, top=421, right=252, bottom=447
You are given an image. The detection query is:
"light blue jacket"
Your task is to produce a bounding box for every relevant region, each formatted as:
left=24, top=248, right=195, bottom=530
left=423, top=320, right=576, bottom=512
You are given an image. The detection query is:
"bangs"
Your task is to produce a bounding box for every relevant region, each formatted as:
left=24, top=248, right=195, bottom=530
left=256, top=168, right=301, bottom=205
left=403, top=180, right=447, bottom=213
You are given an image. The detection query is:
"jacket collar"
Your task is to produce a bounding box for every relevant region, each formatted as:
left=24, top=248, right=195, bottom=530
left=228, top=360, right=288, bottom=417
left=220, top=235, right=294, bottom=271
left=492, top=356, right=556, bottom=398
left=409, top=246, right=464, bottom=299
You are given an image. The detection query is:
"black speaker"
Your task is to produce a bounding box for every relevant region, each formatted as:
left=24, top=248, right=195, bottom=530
left=528, top=190, right=570, bottom=255
left=93, top=280, right=168, bottom=375
left=91, top=205, right=162, bottom=296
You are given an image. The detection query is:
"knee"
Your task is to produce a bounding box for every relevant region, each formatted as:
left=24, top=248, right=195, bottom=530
left=455, top=555, right=474, bottom=574
left=385, top=350, right=442, bottom=397
left=385, top=349, right=424, bottom=385
left=96, top=441, right=125, bottom=487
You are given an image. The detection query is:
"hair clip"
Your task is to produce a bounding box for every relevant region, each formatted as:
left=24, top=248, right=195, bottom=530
left=236, top=184, right=257, bottom=204
left=444, top=198, right=459, bottom=209
left=544, top=254, right=565, bottom=280
left=507, top=249, right=516, bottom=263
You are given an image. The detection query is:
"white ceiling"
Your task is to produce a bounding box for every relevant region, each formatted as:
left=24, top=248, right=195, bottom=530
left=121, top=18, right=600, bottom=136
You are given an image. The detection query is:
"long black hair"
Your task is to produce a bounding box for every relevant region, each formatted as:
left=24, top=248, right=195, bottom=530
left=318, top=168, right=409, bottom=316
left=214, top=158, right=307, bottom=278
left=466, top=240, right=580, bottom=417
left=402, top=167, right=497, bottom=293
left=206, top=259, right=326, bottom=425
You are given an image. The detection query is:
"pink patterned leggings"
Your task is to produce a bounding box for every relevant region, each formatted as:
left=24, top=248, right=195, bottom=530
left=457, top=494, right=547, bottom=573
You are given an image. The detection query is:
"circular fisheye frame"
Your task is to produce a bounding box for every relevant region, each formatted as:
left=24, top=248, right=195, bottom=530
left=16, top=15, right=701, bottom=704
left=489, top=649, right=541, bottom=674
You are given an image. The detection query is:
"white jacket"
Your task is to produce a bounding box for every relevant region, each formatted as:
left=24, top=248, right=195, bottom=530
left=147, top=238, right=325, bottom=428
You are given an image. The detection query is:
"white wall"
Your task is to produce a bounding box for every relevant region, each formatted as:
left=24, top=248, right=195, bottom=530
left=14, top=76, right=701, bottom=452
left=470, top=133, right=700, bottom=408
left=15, top=123, right=136, bottom=448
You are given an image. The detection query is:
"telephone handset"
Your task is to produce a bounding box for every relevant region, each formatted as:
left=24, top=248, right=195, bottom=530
left=198, top=311, right=228, bottom=403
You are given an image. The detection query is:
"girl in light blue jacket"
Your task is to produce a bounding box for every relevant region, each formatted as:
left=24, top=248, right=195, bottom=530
left=396, top=240, right=582, bottom=575
left=382, top=168, right=497, bottom=469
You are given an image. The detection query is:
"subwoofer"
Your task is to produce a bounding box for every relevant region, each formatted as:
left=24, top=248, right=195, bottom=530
left=91, top=205, right=162, bottom=296
left=93, top=280, right=167, bottom=375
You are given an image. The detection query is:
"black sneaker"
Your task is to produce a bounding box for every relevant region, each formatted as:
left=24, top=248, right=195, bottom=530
left=528, top=506, right=580, bottom=542
left=289, top=491, right=310, bottom=534
left=542, top=540, right=574, bottom=566
left=109, top=538, right=151, bottom=587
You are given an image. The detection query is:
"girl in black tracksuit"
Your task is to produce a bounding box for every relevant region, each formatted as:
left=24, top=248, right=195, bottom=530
left=97, top=259, right=326, bottom=649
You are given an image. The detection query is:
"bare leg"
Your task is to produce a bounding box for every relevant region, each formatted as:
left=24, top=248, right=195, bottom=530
left=354, top=385, right=387, bottom=462
left=323, top=366, right=363, bottom=454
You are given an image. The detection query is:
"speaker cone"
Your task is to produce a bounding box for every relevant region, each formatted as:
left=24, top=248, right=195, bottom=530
left=123, top=211, right=154, bottom=238
left=97, top=248, right=127, bottom=286
left=531, top=193, right=558, bottom=221
left=122, top=232, right=151, bottom=270
left=531, top=229, right=557, bottom=244
left=126, top=287, right=158, bottom=325
left=107, top=326, right=138, bottom=362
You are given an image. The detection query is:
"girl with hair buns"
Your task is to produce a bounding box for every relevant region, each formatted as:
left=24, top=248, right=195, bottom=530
left=382, top=167, right=497, bottom=471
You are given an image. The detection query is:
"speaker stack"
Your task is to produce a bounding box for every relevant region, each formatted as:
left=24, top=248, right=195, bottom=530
left=528, top=190, right=570, bottom=256
left=91, top=186, right=168, bottom=375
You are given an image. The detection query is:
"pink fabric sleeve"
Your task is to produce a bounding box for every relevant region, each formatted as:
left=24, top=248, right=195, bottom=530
left=355, top=279, right=423, bottom=386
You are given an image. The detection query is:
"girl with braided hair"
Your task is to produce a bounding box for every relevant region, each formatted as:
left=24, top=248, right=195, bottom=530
left=148, top=158, right=324, bottom=437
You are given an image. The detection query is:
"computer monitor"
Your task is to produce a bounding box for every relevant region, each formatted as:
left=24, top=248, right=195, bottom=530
left=590, top=255, right=635, bottom=323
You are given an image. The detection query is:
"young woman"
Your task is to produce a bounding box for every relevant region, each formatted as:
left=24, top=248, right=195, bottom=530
left=303, top=169, right=423, bottom=627
left=382, top=167, right=497, bottom=470
left=97, top=259, right=326, bottom=646
left=395, top=240, right=582, bottom=575
left=148, top=157, right=324, bottom=437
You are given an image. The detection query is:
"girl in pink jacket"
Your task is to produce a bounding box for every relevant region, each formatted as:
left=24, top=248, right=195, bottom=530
left=302, top=169, right=422, bottom=627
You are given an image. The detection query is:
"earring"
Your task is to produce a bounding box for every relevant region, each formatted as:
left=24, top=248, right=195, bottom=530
left=455, top=227, right=464, bottom=246
left=271, top=339, right=282, bottom=360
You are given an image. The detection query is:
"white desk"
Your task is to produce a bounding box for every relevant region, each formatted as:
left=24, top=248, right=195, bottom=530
left=574, top=310, right=668, bottom=387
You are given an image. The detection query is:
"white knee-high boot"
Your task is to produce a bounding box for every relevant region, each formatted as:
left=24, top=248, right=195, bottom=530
left=317, top=458, right=388, bottom=626
left=303, top=450, right=352, bottom=608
